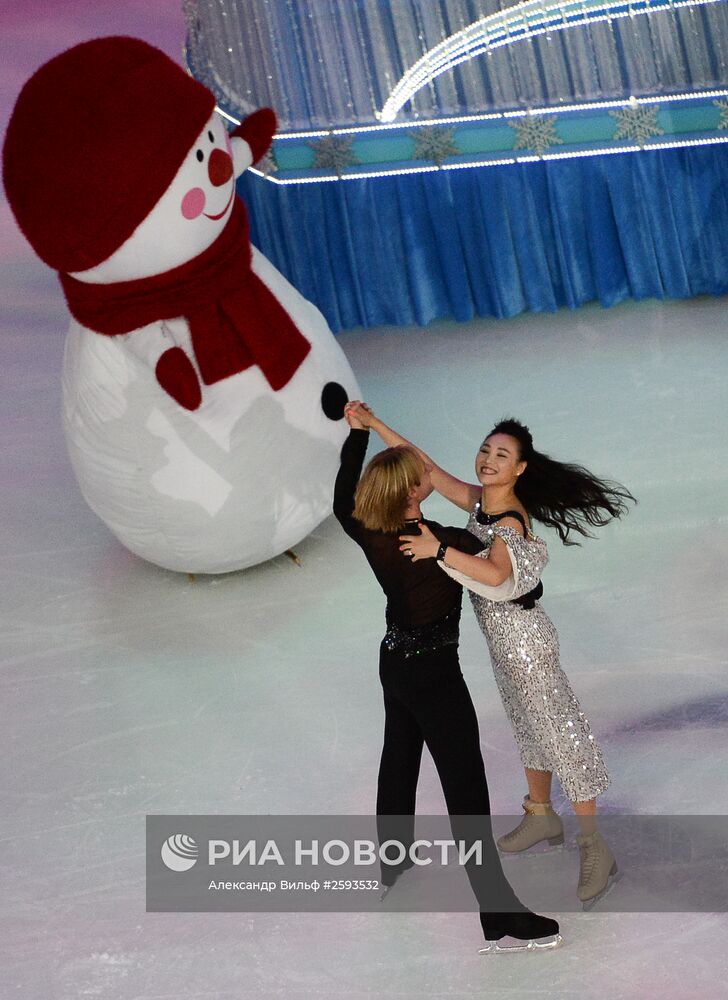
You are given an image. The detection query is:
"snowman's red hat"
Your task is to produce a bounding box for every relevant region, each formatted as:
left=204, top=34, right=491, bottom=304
left=2, top=36, right=216, bottom=273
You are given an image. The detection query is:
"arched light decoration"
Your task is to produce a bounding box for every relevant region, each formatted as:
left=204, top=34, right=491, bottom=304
left=378, top=0, right=723, bottom=123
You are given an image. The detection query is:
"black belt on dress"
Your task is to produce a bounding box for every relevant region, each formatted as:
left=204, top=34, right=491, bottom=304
left=511, top=580, right=543, bottom=610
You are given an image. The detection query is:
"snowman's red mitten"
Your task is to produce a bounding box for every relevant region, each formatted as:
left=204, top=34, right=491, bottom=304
left=231, top=108, right=277, bottom=164
left=155, top=347, right=203, bottom=411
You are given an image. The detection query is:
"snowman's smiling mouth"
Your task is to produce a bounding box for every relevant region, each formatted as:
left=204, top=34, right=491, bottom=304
left=204, top=188, right=234, bottom=221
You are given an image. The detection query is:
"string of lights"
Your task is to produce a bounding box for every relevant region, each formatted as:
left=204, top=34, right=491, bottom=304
left=378, top=0, right=725, bottom=122
left=231, top=90, right=728, bottom=183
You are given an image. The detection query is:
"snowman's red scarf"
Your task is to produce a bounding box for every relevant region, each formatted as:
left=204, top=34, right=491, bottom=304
left=58, top=199, right=310, bottom=390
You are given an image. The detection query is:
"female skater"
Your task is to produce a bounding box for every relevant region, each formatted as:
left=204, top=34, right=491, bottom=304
left=348, top=402, right=634, bottom=908
left=334, top=404, right=561, bottom=951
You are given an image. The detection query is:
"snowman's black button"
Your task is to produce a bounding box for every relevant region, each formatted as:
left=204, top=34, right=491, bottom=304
left=321, top=382, right=348, bottom=421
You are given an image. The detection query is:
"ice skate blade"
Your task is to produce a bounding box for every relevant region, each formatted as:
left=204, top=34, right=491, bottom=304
left=581, top=871, right=623, bottom=911
left=478, top=933, right=563, bottom=955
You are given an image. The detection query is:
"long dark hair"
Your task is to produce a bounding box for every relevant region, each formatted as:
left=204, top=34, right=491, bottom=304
left=487, top=418, right=636, bottom=545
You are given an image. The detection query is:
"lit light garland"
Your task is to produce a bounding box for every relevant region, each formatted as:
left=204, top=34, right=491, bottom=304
left=377, top=0, right=724, bottom=123
left=222, top=88, right=728, bottom=140
left=249, top=134, right=728, bottom=185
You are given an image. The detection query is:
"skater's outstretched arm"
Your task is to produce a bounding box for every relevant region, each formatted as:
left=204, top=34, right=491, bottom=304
left=333, top=409, right=369, bottom=540
left=346, top=402, right=480, bottom=513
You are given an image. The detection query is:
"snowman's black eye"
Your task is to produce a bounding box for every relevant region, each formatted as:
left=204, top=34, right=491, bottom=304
left=321, top=382, right=348, bottom=420
left=196, top=149, right=204, bottom=162
left=208, top=130, right=214, bottom=143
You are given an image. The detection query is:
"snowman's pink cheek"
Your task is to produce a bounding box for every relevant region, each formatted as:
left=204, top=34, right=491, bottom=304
left=181, top=187, right=206, bottom=220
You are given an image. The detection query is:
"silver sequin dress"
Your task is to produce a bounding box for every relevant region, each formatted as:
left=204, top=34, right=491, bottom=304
left=441, top=503, right=611, bottom=803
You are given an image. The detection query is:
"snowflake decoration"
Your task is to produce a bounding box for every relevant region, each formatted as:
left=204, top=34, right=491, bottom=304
left=308, top=134, right=360, bottom=175
left=411, top=126, right=459, bottom=165
left=714, top=98, right=728, bottom=130
left=509, top=114, right=562, bottom=155
left=609, top=102, right=663, bottom=146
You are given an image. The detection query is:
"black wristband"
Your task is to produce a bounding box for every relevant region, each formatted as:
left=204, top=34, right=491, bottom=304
left=436, top=541, right=449, bottom=563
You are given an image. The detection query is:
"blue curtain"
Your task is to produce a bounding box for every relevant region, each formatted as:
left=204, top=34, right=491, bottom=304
left=239, top=145, right=728, bottom=332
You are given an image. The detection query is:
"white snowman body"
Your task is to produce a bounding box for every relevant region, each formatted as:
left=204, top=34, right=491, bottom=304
left=62, top=112, right=359, bottom=573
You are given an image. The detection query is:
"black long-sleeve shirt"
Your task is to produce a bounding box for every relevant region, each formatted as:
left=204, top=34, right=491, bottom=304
left=333, top=429, right=484, bottom=629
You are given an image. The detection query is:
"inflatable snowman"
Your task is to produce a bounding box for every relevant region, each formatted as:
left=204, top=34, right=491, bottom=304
left=3, top=36, right=359, bottom=573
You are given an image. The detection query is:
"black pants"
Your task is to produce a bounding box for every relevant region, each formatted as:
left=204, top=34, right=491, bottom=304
left=376, top=641, right=517, bottom=911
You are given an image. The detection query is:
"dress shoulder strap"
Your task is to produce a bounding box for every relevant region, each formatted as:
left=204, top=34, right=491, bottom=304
left=475, top=504, right=529, bottom=537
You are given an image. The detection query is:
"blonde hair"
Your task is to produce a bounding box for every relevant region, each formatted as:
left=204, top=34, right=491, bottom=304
left=353, top=446, right=423, bottom=533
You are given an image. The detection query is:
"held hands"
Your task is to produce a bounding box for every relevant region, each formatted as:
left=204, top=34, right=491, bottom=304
left=399, top=522, right=439, bottom=561
left=344, top=400, right=375, bottom=429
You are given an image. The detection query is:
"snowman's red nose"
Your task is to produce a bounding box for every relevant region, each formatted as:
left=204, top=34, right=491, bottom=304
left=208, top=148, right=233, bottom=187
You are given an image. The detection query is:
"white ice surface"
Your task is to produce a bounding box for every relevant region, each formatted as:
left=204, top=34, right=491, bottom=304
left=2, top=5, right=728, bottom=997
left=3, top=274, right=728, bottom=997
